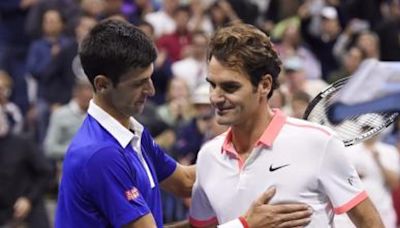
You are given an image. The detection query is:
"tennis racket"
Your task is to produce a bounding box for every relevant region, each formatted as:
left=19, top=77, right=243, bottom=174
left=303, top=77, right=399, bottom=147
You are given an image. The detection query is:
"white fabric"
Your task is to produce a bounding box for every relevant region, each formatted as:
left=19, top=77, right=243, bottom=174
left=190, top=117, right=366, bottom=227
left=217, top=219, right=243, bottom=228
left=334, top=142, right=400, bottom=228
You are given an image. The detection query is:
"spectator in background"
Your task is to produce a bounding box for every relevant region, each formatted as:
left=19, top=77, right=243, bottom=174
left=173, top=84, right=227, bottom=165
left=376, top=0, right=400, bottom=61
left=275, top=21, right=322, bottom=80
left=102, top=0, right=124, bottom=18
left=356, top=30, right=380, bottom=60
left=26, top=8, right=73, bottom=144
left=299, top=5, right=342, bottom=81
left=0, top=70, right=23, bottom=135
left=328, top=45, right=366, bottom=83
left=289, top=91, right=310, bottom=119
left=208, top=0, right=240, bottom=31
left=281, top=56, right=327, bottom=99
left=26, top=8, right=72, bottom=89
left=262, top=0, right=303, bottom=33
left=157, top=5, right=192, bottom=62
left=0, top=0, right=39, bottom=114
left=157, top=77, right=194, bottom=129
left=25, top=0, right=81, bottom=39
left=223, top=0, right=258, bottom=25
left=188, top=0, right=214, bottom=35
left=137, top=21, right=173, bottom=105
left=145, top=0, right=179, bottom=37
left=172, top=31, right=209, bottom=92
left=67, top=15, right=98, bottom=82
left=80, top=0, right=106, bottom=18
left=268, top=88, right=287, bottom=110
left=332, top=18, right=370, bottom=62
left=127, top=0, right=154, bottom=25
left=44, top=80, right=93, bottom=161
left=0, top=107, right=51, bottom=228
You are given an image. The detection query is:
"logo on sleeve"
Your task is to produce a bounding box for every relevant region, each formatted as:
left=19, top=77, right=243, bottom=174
left=125, top=187, right=140, bottom=201
left=347, top=176, right=355, bottom=186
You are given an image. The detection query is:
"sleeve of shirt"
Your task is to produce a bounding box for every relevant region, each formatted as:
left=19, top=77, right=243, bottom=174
left=189, top=179, right=218, bottom=227
left=142, top=129, right=177, bottom=182
left=83, top=146, right=151, bottom=228
left=318, top=136, right=368, bottom=214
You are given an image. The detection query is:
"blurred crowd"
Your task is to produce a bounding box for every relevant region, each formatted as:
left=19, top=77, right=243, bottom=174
left=1, top=0, right=400, bottom=227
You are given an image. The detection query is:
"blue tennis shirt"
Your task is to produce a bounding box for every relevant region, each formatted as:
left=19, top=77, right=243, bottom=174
left=55, top=101, right=177, bottom=228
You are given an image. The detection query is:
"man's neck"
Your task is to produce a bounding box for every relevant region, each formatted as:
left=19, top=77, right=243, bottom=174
left=93, top=96, right=130, bottom=129
left=231, top=106, right=274, bottom=155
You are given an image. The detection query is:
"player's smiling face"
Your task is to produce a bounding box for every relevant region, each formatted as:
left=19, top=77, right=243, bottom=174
left=207, top=57, right=263, bottom=126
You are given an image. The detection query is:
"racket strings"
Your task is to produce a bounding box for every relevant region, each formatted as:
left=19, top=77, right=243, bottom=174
left=305, top=85, right=397, bottom=146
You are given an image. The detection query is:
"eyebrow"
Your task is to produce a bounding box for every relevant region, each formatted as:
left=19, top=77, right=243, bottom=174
left=206, top=77, right=241, bottom=86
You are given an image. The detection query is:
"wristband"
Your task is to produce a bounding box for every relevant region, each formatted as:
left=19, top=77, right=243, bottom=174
left=239, top=216, right=249, bottom=228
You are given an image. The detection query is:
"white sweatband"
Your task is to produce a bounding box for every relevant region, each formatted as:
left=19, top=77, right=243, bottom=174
left=217, top=218, right=244, bottom=228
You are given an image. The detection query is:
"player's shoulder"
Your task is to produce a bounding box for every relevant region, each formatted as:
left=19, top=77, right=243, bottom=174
left=284, top=117, right=334, bottom=138
left=197, top=131, right=228, bottom=160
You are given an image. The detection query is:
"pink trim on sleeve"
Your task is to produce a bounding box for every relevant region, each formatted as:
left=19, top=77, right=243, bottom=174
left=334, top=191, right=368, bottom=214
left=189, top=216, right=218, bottom=227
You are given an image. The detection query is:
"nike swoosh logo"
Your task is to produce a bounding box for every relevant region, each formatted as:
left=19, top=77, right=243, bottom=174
left=269, top=164, right=290, bottom=172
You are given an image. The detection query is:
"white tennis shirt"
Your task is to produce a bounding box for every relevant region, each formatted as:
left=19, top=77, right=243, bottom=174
left=189, top=109, right=367, bottom=227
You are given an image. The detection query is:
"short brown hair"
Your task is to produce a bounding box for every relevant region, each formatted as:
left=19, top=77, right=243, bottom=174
left=208, top=23, right=281, bottom=98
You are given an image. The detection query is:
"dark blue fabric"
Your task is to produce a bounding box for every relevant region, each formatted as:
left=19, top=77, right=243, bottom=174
left=56, top=115, right=177, bottom=228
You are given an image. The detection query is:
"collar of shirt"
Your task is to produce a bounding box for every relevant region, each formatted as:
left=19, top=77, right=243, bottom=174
left=221, top=109, right=286, bottom=155
left=87, top=100, right=144, bottom=148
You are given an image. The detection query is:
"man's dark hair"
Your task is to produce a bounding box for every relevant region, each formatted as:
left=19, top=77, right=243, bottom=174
left=208, top=23, right=281, bottom=98
left=79, top=19, right=157, bottom=90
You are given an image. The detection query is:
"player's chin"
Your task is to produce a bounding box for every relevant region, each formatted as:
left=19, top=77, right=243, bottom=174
left=128, top=104, right=144, bottom=115
left=215, top=116, right=233, bottom=126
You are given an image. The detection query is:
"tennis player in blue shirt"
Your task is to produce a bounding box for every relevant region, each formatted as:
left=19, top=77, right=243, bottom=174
left=55, top=19, right=312, bottom=228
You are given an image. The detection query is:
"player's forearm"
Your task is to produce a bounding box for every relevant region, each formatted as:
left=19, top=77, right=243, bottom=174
left=347, top=198, right=384, bottom=228
left=179, top=164, right=196, bottom=197
left=160, top=164, right=196, bottom=197
left=123, top=213, right=157, bottom=228
left=164, top=220, right=191, bottom=228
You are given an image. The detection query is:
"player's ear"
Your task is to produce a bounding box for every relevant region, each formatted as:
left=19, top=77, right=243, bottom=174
left=259, top=74, right=272, bottom=97
left=93, top=75, right=111, bottom=93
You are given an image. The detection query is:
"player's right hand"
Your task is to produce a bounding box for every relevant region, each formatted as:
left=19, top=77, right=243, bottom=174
left=244, top=187, right=313, bottom=228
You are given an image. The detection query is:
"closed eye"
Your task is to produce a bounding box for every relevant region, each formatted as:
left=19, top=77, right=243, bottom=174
left=131, top=78, right=151, bottom=88
left=221, top=83, right=240, bottom=93
left=206, top=78, right=241, bottom=93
